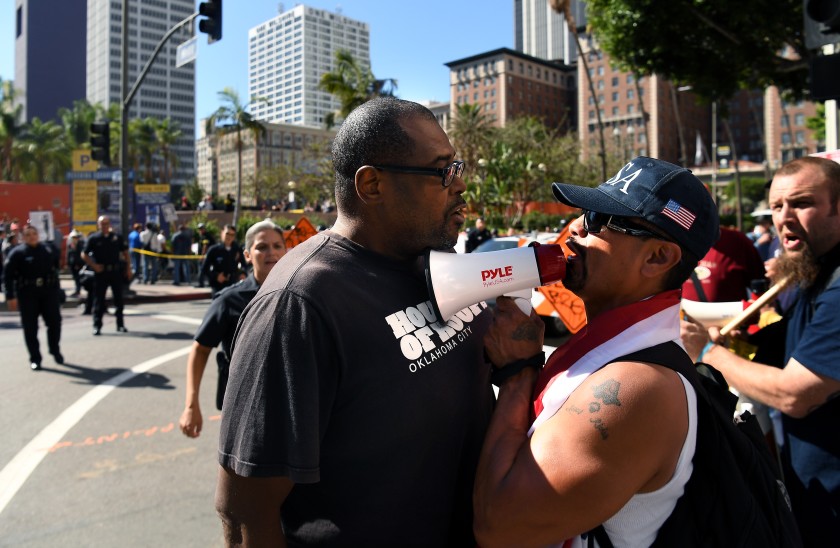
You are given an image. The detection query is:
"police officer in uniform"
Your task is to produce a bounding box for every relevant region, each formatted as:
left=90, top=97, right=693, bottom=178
left=179, top=220, right=286, bottom=438
left=82, top=215, right=132, bottom=335
left=200, top=224, right=242, bottom=296
left=4, top=224, right=63, bottom=370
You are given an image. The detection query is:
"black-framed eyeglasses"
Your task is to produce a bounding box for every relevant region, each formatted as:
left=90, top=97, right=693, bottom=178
left=582, top=210, right=669, bottom=240
left=372, top=160, right=465, bottom=188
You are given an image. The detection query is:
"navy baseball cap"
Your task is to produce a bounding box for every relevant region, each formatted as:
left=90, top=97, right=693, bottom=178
left=552, top=156, right=720, bottom=259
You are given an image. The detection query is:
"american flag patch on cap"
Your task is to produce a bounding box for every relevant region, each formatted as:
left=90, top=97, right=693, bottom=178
left=662, top=199, right=696, bottom=230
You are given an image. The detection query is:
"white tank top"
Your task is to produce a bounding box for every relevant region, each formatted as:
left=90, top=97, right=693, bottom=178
left=600, top=373, right=697, bottom=547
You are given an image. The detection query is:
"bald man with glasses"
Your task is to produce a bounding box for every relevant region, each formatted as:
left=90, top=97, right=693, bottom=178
left=216, top=97, right=494, bottom=546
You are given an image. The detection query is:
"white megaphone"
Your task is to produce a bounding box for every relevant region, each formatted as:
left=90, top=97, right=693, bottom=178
left=425, top=242, right=567, bottom=321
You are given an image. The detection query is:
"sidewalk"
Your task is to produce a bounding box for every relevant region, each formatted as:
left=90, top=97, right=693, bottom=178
left=0, top=274, right=212, bottom=312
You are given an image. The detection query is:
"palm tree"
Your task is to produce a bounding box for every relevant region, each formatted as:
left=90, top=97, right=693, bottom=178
left=205, top=87, right=266, bottom=226
left=14, top=117, right=71, bottom=183
left=154, top=117, right=182, bottom=184
left=129, top=117, right=158, bottom=182
left=58, top=99, right=98, bottom=150
left=0, top=78, right=24, bottom=181
left=319, top=50, right=397, bottom=128
left=549, top=0, right=608, bottom=180
left=450, top=103, right=495, bottom=174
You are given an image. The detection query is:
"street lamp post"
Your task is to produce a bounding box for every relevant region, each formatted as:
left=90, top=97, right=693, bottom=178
left=626, top=125, right=635, bottom=160
left=287, top=180, right=297, bottom=210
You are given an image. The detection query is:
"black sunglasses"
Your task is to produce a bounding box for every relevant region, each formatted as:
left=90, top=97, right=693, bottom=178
left=372, top=160, right=465, bottom=188
left=582, top=210, right=669, bottom=240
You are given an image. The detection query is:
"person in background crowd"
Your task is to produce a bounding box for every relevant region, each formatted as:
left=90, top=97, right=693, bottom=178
left=82, top=215, right=131, bottom=336
left=200, top=225, right=241, bottom=296
left=140, top=223, right=161, bottom=284
left=682, top=225, right=767, bottom=303
left=66, top=230, right=86, bottom=297
left=4, top=224, right=64, bottom=370
left=194, top=223, right=215, bottom=288
left=466, top=216, right=493, bottom=252
left=170, top=224, right=193, bottom=286
left=215, top=97, right=492, bottom=545
left=681, top=156, right=840, bottom=545
left=0, top=226, right=6, bottom=292
left=179, top=220, right=287, bottom=438
left=127, top=223, right=142, bottom=282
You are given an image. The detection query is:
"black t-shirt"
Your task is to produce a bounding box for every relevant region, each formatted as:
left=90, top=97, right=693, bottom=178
left=219, top=232, right=495, bottom=546
left=84, top=231, right=127, bottom=265
left=195, top=275, right=259, bottom=359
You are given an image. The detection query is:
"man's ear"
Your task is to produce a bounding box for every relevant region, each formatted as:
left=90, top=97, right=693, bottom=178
left=641, top=240, right=682, bottom=278
left=355, top=165, right=383, bottom=204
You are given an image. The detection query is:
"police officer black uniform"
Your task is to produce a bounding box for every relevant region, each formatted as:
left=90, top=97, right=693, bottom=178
left=200, top=224, right=242, bottom=296
left=4, top=224, right=63, bottom=370
left=82, top=215, right=132, bottom=336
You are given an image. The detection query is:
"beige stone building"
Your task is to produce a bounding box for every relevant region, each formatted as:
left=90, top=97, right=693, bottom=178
left=196, top=120, right=335, bottom=208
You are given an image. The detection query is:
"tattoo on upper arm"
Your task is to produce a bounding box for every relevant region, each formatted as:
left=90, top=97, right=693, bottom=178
left=592, top=379, right=621, bottom=406
left=512, top=321, right=540, bottom=342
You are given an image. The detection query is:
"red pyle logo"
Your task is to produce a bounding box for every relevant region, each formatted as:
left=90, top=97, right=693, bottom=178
left=481, top=265, right=513, bottom=281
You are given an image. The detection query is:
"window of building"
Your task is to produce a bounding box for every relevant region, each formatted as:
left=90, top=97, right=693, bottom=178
left=597, top=80, right=604, bottom=90
left=796, top=131, right=805, bottom=144
left=628, top=104, right=635, bottom=114
left=612, top=106, right=619, bottom=115
left=612, top=77, right=619, bottom=87
left=627, top=89, right=635, bottom=100
left=794, top=113, right=805, bottom=126
left=16, top=6, right=22, bottom=37
left=612, top=92, right=618, bottom=101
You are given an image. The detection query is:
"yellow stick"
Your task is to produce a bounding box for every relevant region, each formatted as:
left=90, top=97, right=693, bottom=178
left=719, top=277, right=790, bottom=336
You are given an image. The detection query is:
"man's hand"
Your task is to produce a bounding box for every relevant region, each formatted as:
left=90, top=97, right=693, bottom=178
left=91, top=263, right=104, bottom=274
left=680, top=314, right=710, bottom=362
left=216, top=272, right=229, bottom=284
left=7, top=298, right=18, bottom=312
left=484, top=296, right=545, bottom=368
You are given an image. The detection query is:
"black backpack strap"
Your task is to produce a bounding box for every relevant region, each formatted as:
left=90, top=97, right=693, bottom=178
left=689, top=270, right=708, bottom=302
left=583, top=342, right=696, bottom=548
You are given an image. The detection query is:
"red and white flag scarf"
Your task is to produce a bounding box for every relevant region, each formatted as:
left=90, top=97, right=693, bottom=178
left=529, top=290, right=683, bottom=436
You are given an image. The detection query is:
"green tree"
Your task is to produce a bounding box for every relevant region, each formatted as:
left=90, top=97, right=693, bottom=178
left=449, top=103, right=495, bottom=180
left=129, top=117, right=158, bottom=182
left=154, top=117, right=182, bottom=184
left=206, top=87, right=267, bottom=226
left=58, top=99, right=98, bottom=149
left=806, top=102, right=826, bottom=147
left=0, top=78, right=24, bottom=180
left=318, top=49, right=397, bottom=128
left=585, top=0, right=808, bottom=102
left=14, top=117, right=71, bottom=183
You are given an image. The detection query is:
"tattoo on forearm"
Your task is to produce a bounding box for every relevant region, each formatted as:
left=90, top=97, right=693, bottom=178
left=592, top=379, right=621, bottom=406
left=512, top=321, right=540, bottom=342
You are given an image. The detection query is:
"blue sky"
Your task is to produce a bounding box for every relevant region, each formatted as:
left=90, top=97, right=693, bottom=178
left=0, top=0, right=513, bottom=125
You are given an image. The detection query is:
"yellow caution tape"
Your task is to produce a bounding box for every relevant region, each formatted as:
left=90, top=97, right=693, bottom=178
left=131, top=248, right=204, bottom=260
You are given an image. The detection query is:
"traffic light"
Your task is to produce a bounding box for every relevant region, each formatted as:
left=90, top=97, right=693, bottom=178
left=90, top=121, right=111, bottom=166
left=198, top=0, right=222, bottom=44
left=804, top=0, right=840, bottom=50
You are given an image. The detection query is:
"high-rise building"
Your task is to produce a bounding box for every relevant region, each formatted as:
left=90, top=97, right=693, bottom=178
left=446, top=48, right=576, bottom=132
left=86, top=0, right=196, bottom=184
left=247, top=4, right=370, bottom=127
left=515, top=0, right=586, bottom=65
left=13, top=0, right=87, bottom=122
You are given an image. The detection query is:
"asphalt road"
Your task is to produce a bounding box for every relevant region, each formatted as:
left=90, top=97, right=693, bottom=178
left=0, top=298, right=570, bottom=547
